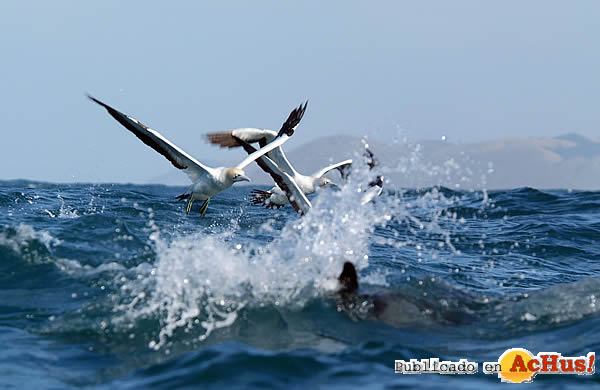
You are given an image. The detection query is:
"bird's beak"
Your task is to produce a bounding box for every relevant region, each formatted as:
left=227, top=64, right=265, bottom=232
left=319, top=181, right=339, bottom=190
left=321, top=181, right=338, bottom=189
left=328, top=182, right=341, bottom=191
left=237, top=175, right=250, bottom=182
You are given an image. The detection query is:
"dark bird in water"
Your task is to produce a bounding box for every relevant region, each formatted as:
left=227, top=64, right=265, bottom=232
left=335, top=262, right=477, bottom=327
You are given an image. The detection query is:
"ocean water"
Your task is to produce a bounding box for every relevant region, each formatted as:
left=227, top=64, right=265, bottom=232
left=1, top=167, right=599, bottom=388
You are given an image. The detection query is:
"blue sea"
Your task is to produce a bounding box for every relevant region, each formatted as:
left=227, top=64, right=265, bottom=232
left=1, top=174, right=599, bottom=388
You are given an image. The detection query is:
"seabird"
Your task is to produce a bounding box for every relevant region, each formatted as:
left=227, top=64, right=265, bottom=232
left=236, top=139, right=384, bottom=215
left=206, top=123, right=352, bottom=209
left=234, top=138, right=312, bottom=215
left=360, top=147, right=384, bottom=205
left=335, top=262, right=475, bottom=327
left=88, top=95, right=306, bottom=216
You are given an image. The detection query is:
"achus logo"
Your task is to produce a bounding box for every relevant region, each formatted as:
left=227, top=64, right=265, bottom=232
left=482, top=348, right=595, bottom=383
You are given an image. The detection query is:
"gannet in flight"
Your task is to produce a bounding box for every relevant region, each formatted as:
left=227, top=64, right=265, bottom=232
left=237, top=139, right=384, bottom=215
left=88, top=96, right=306, bottom=216
left=234, top=138, right=312, bottom=215
left=206, top=124, right=352, bottom=209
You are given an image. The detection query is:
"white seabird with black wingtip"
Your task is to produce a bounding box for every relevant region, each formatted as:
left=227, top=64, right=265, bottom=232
left=205, top=112, right=352, bottom=209
left=234, top=138, right=312, bottom=215
left=236, top=141, right=384, bottom=215
left=88, top=95, right=304, bottom=216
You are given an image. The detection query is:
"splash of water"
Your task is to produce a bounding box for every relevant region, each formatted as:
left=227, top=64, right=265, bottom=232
left=111, top=141, right=486, bottom=350
left=57, top=194, right=80, bottom=218
left=0, top=223, right=61, bottom=254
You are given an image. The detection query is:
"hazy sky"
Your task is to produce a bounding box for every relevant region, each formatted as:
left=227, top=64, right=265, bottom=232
left=1, top=1, right=599, bottom=183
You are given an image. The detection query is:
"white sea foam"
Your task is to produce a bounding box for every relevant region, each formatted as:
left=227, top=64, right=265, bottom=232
left=54, top=258, right=127, bottom=275
left=112, top=142, right=478, bottom=350
left=0, top=223, right=61, bottom=253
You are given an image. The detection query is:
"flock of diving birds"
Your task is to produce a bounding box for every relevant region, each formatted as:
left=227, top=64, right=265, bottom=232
left=88, top=96, right=383, bottom=217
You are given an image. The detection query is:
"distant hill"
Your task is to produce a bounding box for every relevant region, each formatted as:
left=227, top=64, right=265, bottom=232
left=148, top=133, right=600, bottom=190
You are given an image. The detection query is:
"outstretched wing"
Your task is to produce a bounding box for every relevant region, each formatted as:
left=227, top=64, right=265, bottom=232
left=235, top=138, right=311, bottom=215
left=311, top=159, right=353, bottom=179
left=206, top=101, right=307, bottom=147
left=206, top=101, right=307, bottom=176
left=276, top=101, right=308, bottom=137
left=206, top=128, right=278, bottom=148
left=232, top=101, right=307, bottom=171
left=234, top=133, right=293, bottom=170
left=206, top=128, right=299, bottom=176
left=88, top=95, right=213, bottom=182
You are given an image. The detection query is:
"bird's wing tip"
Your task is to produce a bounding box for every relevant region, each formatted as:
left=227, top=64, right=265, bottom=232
left=86, top=94, right=108, bottom=109
left=276, top=100, right=309, bottom=138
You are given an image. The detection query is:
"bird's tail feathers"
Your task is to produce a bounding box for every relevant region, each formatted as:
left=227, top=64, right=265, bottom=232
left=249, top=189, right=282, bottom=209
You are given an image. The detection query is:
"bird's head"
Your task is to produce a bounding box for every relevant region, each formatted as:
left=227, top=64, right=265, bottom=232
left=225, top=168, right=250, bottom=183
left=315, top=177, right=338, bottom=189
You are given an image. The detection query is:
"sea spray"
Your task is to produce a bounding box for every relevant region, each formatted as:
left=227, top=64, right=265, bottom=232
left=111, top=143, right=477, bottom=350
